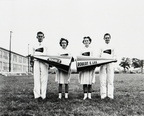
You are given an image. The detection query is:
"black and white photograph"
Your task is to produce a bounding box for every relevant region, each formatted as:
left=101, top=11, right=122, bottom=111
left=0, top=0, right=144, bottom=115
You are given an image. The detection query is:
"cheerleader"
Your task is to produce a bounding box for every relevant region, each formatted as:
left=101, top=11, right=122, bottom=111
left=79, top=36, right=95, bottom=100
left=55, top=38, right=71, bottom=99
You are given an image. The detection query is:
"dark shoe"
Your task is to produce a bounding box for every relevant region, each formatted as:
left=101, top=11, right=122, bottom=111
left=35, top=97, right=42, bottom=102
left=105, top=97, right=113, bottom=102
left=41, top=98, right=47, bottom=103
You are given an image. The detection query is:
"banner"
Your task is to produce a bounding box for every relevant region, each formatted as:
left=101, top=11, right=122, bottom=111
left=76, top=56, right=117, bottom=72
left=33, top=55, right=117, bottom=72
left=33, top=55, right=73, bottom=72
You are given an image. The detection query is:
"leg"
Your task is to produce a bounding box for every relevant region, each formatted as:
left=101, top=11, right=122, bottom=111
left=65, top=84, right=69, bottom=98
left=83, top=84, right=88, bottom=93
left=88, top=84, right=92, bottom=93
left=88, top=84, right=92, bottom=99
left=83, top=84, right=88, bottom=100
left=59, top=84, right=62, bottom=99
left=33, top=61, right=41, bottom=99
left=107, top=63, right=114, bottom=99
left=40, top=63, right=48, bottom=99
left=99, top=65, right=107, bottom=99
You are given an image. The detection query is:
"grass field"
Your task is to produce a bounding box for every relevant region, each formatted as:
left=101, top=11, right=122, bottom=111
left=0, top=74, right=144, bottom=116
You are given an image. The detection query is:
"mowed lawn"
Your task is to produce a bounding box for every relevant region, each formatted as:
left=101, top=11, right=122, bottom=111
left=0, top=74, right=144, bottom=116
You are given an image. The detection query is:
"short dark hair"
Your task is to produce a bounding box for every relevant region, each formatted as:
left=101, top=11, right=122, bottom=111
left=104, top=33, right=111, bottom=39
left=37, top=31, right=44, bottom=36
left=83, top=36, right=92, bottom=44
left=59, top=38, right=69, bottom=46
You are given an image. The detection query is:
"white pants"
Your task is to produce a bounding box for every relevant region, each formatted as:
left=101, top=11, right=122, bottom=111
left=99, top=63, right=114, bottom=99
left=33, top=60, right=48, bottom=99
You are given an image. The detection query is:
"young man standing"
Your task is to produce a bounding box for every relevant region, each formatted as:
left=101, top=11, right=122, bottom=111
left=99, top=33, right=116, bottom=100
left=32, top=31, right=49, bottom=101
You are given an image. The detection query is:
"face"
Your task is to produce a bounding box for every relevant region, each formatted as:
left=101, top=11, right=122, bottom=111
left=83, top=38, right=90, bottom=47
left=104, top=35, right=111, bottom=44
left=61, top=40, right=67, bottom=49
left=37, top=34, right=44, bottom=43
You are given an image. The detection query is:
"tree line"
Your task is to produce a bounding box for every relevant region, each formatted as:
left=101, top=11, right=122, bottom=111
left=119, top=57, right=144, bottom=73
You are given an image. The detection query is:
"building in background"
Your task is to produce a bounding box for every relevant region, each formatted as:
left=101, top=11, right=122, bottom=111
left=0, top=47, right=30, bottom=73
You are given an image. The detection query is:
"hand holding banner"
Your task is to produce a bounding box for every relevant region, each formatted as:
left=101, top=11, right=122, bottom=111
left=33, top=55, right=117, bottom=73
left=76, top=56, right=117, bottom=72
left=33, top=55, right=73, bottom=72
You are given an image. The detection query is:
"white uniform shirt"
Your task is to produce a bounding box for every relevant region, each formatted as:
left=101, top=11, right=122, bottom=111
left=58, top=48, right=71, bottom=56
left=100, top=42, right=116, bottom=59
left=32, top=43, right=48, bottom=56
left=79, top=46, right=95, bottom=84
left=80, top=46, right=93, bottom=56
left=55, top=47, right=71, bottom=84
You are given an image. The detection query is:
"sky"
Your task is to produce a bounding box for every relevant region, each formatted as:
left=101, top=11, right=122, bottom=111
left=0, top=0, right=144, bottom=65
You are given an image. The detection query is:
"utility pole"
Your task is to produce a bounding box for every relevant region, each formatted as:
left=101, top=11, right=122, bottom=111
left=9, top=31, right=12, bottom=72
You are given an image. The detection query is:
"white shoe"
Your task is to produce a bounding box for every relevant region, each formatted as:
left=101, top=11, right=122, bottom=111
left=58, top=93, right=62, bottom=99
left=65, top=93, right=68, bottom=99
left=101, top=95, right=106, bottom=99
left=83, top=93, right=87, bottom=100
left=88, top=93, right=92, bottom=99
left=108, top=95, right=114, bottom=99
